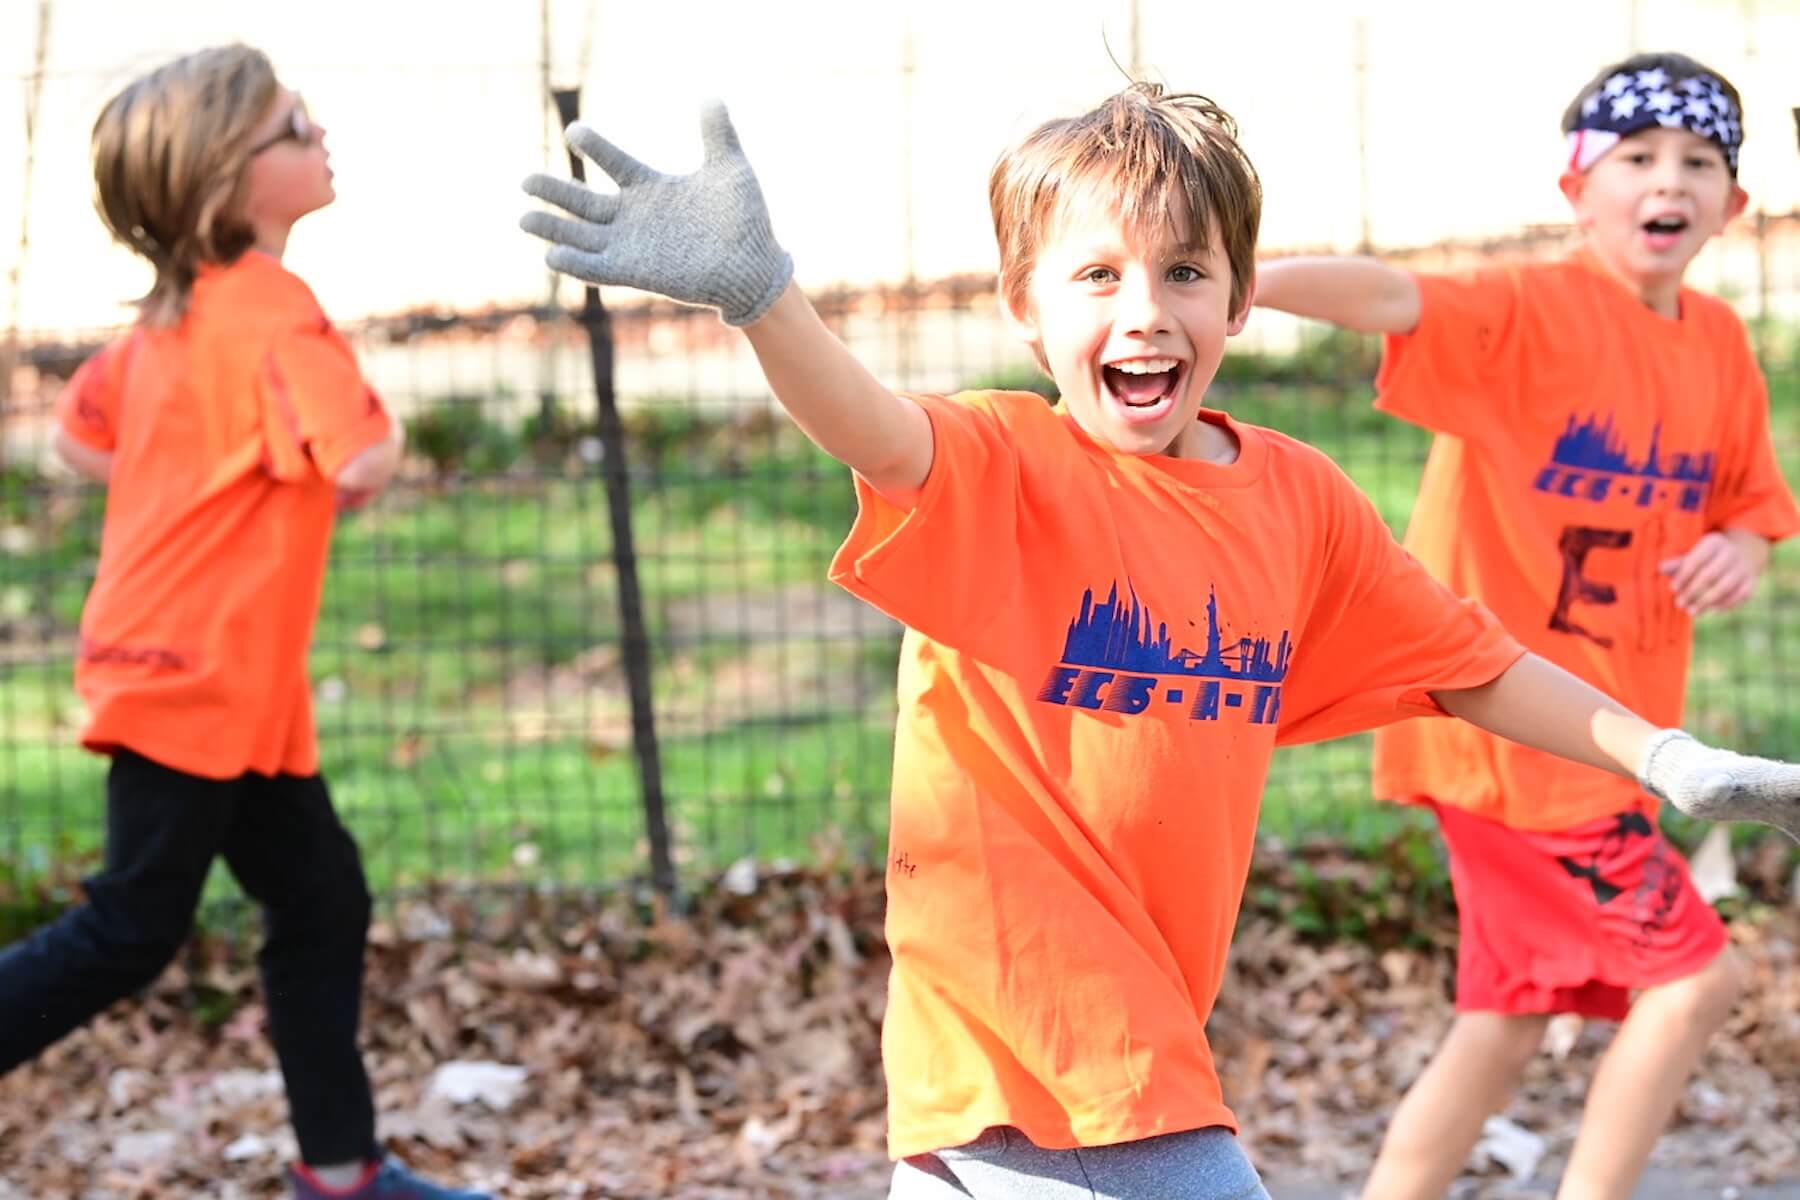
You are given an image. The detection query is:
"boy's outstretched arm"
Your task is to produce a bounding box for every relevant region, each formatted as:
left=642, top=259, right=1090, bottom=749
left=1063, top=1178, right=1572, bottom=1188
left=520, top=103, right=933, bottom=498
left=1432, top=653, right=1800, bottom=839
left=1253, top=256, right=1422, bottom=335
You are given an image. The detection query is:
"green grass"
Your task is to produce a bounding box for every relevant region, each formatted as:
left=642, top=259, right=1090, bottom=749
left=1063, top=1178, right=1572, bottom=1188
left=1, top=711, right=895, bottom=904
left=4, top=358, right=1799, bottom=906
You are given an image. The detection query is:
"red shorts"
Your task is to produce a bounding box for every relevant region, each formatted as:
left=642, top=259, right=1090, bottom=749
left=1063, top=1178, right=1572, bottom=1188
left=1431, top=801, right=1728, bottom=1021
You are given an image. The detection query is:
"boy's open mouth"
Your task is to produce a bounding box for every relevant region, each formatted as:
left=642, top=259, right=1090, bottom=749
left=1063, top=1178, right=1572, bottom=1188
left=1642, top=215, right=1689, bottom=249
left=1102, top=358, right=1184, bottom=410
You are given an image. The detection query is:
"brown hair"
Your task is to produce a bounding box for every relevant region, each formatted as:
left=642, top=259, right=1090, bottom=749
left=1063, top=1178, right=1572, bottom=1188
left=91, top=44, right=280, bottom=325
left=990, top=84, right=1262, bottom=339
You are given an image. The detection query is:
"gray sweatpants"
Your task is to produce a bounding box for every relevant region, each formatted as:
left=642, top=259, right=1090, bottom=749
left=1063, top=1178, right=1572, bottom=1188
left=888, top=1125, right=1273, bottom=1199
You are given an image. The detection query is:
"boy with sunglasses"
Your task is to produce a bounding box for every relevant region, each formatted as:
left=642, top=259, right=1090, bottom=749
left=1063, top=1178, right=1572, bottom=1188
left=5, top=45, right=486, bottom=1200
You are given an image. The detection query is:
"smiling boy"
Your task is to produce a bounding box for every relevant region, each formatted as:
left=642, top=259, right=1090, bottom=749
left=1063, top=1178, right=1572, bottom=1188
left=522, top=81, right=1800, bottom=1199
left=1255, top=52, right=1800, bottom=1199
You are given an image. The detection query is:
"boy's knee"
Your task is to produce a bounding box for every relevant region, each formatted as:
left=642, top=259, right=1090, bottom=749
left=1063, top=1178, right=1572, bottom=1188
left=1648, top=946, right=1747, bottom=1031
left=75, top=904, right=193, bottom=988
left=312, top=872, right=372, bottom=943
left=1454, top=1011, right=1551, bottom=1072
left=1690, top=946, right=1749, bottom=1023
left=262, top=862, right=371, bottom=949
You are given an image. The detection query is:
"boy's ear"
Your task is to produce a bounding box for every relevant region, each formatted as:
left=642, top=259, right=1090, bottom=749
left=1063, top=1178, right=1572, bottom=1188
left=1558, top=169, right=1587, bottom=215
left=1227, top=272, right=1255, bottom=336
left=1725, top=183, right=1750, bottom=223
left=998, top=286, right=1041, bottom=348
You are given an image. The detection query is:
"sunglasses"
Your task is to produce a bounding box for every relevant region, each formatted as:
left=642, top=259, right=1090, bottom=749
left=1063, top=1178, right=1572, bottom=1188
left=247, top=98, right=315, bottom=157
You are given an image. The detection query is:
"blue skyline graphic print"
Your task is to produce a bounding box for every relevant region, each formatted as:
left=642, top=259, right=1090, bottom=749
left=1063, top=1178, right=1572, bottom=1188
left=1038, top=582, right=1292, bottom=726
left=1533, top=413, right=1713, bottom=513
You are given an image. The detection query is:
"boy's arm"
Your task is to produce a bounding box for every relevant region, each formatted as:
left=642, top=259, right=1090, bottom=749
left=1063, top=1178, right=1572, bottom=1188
left=1432, top=653, right=1800, bottom=838
left=1253, top=256, right=1422, bottom=335
left=520, top=104, right=933, bottom=497
left=52, top=428, right=113, bottom=484
left=334, top=415, right=405, bottom=511
left=739, top=284, right=933, bottom=498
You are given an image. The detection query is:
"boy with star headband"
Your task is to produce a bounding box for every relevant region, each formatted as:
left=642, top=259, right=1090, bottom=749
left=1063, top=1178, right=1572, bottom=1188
left=1256, top=51, right=1798, bottom=1199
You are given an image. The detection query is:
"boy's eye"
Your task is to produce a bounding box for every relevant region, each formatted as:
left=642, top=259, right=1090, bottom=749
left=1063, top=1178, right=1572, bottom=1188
left=1168, top=264, right=1203, bottom=283
left=1080, top=267, right=1118, bottom=284
left=1626, top=152, right=1653, bottom=165
left=1686, top=156, right=1716, bottom=170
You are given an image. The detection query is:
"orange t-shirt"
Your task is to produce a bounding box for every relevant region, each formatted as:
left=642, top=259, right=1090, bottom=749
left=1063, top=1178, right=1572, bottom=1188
left=828, top=390, right=1524, bottom=1158
left=55, top=251, right=392, bottom=780
left=1371, top=250, right=1800, bottom=831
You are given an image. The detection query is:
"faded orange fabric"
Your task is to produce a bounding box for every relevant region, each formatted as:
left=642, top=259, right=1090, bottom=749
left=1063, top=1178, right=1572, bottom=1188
left=829, top=390, right=1523, bottom=1158
left=56, top=251, right=391, bottom=779
left=1371, top=249, right=1800, bottom=830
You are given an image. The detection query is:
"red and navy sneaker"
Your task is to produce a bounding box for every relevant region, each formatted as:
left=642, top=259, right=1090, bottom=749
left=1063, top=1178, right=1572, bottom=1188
left=287, top=1156, right=495, bottom=1200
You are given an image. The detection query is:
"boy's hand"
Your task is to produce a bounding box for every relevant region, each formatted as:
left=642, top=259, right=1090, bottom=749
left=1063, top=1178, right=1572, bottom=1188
left=335, top=486, right=376, bottom=513
left=1639, top=729, right=1800, bottom=840
left=520, top=102, right=793, bottom=327
left=1658, top=531, right=1762, bottom=615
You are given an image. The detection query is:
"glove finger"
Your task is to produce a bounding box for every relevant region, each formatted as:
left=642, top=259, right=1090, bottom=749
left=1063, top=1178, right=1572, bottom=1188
left=519, top=210, right=613, bottom=255
left=544, top=244, right=619, bottom=288
left=565, top=122, right=655, bottom=186
left=699, top=99, right=744, bottom=165
left=522, top=173, right=621, bottom=224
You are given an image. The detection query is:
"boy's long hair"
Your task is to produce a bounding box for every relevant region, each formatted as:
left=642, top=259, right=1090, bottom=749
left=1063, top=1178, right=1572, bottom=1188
left=1561, top=51, right=1743, bottom=137
left=91, top=45, right=280, bottom=326
left=990, top=83, right=1262, bottom=335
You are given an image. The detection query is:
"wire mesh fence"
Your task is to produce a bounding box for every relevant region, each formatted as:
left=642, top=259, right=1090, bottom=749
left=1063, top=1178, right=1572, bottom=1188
left=3, top=214, right=1798, bottom=913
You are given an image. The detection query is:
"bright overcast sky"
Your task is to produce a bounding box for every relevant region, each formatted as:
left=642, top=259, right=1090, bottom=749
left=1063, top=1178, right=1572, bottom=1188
left=3, top=0, right=1796, bottom=332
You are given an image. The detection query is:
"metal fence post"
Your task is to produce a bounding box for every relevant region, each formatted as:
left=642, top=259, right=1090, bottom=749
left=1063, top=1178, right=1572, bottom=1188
left=552, top=87, right=678, bottom=903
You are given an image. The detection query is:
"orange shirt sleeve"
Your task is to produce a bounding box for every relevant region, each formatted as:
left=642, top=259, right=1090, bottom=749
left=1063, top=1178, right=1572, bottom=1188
left=1705, top=334, right=1800, bottom=543
left=1373, top=267, right=1526, bottom=439
left=828, top=392, right=1033, bottom=651
left=1276, top=460, right=1525, bottom=746
left=259, top=319, right=392, bottom=483
left=54, top=338, right=132, bottom=452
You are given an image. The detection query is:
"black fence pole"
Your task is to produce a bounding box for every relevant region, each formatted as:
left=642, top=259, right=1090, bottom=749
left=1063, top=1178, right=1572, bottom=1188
left=552, top=87, right=677, bottom=903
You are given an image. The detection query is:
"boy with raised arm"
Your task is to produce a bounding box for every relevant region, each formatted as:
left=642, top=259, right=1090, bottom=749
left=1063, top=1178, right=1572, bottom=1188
left=1255, top=52, right=1798, bottom=1199
left=524, top=82, right=1800, bottom=1198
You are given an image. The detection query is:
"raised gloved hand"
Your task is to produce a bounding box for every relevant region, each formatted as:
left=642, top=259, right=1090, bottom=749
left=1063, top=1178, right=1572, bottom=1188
left=519, top=101, right=793, bottom=326
left=1639, top=729, right=1800, bottom=840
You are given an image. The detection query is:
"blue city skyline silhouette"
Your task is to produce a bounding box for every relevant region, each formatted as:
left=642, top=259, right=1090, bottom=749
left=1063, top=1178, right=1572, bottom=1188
left=1061, top=583, right=1291, bottom=682
left=1550, top=413, right=1713, bottom=483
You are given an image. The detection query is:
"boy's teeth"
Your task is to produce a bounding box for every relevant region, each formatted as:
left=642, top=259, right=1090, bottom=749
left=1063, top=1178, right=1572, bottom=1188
left=1103, top=362, right=1179, bottom=406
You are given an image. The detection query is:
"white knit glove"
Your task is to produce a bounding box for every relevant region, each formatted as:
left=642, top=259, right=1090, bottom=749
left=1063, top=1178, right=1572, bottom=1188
left=520, top=101, right=792, bottom=326
left=1639, top=729, right=1800, bottom=840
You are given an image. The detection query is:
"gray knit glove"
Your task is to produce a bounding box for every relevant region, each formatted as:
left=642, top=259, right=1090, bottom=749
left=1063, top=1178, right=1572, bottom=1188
left=519, top=101, right=793, bottom=326
left=1639, top=729, right=1800, bottom=840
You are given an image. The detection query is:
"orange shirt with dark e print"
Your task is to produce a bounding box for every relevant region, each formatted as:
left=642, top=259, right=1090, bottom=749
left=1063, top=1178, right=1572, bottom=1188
left=1371, top=250, right=1800, bottom=831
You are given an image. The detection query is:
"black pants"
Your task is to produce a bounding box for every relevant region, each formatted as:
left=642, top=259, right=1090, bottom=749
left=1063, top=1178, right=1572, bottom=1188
left=0, top=749, right=379, bottom=1165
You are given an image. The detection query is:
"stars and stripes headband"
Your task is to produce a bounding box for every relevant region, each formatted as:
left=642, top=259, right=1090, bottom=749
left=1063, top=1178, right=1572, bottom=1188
left=1565, top=67, right=1741, bottom=177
